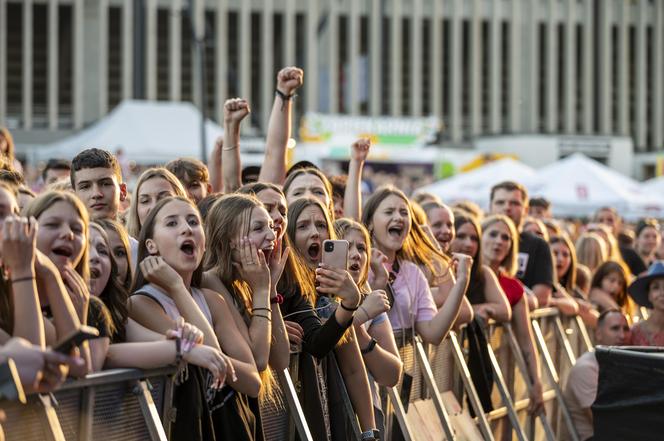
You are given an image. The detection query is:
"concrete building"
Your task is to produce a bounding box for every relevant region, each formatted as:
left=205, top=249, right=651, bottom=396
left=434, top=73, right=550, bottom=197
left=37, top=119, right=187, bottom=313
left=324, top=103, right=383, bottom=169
left=1, top=0, right=662, bottom=176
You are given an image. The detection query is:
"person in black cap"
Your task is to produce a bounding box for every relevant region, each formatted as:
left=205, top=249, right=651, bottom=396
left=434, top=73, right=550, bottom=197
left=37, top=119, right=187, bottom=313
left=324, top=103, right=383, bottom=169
left=627, top=261, right=664, bottom=346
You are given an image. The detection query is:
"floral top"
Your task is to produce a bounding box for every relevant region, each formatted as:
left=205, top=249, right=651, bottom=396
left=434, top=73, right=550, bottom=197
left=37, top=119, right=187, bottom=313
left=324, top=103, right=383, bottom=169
left=628, top=321, right=664, bottom=346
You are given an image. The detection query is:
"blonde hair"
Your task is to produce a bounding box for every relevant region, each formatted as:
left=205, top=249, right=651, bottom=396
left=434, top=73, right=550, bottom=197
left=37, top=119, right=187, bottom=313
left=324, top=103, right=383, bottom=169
left=575, top=232, right=607, bottom=274
left=523, top=216, right=550, bottom=242
left=481, top=214, right=520, bottom=277
left=126, top=168, right=187, bottom=238
left=24, top=191, right=90, bottom=282
left=334, top=218, right=371, bottom=292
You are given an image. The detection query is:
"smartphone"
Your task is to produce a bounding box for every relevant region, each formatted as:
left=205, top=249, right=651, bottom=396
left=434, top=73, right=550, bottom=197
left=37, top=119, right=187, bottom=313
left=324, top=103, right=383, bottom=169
left=322, top=240, right=349, bottom=271
left=54, top=325, right=100, bottom=354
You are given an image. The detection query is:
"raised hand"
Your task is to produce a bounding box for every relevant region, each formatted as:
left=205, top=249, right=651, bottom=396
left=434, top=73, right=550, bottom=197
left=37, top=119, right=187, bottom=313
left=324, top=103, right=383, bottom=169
left=139, top=256, right=184, bottom=294
left=223, top=98, right=251, bottom=126
left=315, top=264, right=360, bottom=308
left=276, top=66, right=304, bottom=96
left=62, top=264, right=90, bottom=322
left=2, top=216, right=38, bottom=278
left=451, top=252, right=472, bottom=282
left=350, top=138, right=371, bottom=163
left=233, top=237, right=270, bottom=294
left=268, top=237, right=290, bottom=294
left=370, top=248, right=390, bottom=290
left=359, top=289, right=390, bottom=322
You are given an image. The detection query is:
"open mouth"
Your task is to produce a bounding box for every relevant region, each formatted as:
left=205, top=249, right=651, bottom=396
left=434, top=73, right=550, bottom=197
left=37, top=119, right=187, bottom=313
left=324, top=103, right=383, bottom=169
left=180, top=240, right=196, bottom=256
left=308, top=242, right=320, bottom=260
left=348, top=262, right=361, bottom=272
left=388, top=225, right=404, bottom=239
left=52, top=246, right=73, bottom=258
left=90, top=267, right=101, bottom=279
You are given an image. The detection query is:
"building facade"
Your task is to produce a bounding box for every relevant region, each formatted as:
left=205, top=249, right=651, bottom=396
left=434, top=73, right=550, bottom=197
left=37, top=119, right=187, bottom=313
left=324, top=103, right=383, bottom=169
left=1, top=0, right=663, bottom=175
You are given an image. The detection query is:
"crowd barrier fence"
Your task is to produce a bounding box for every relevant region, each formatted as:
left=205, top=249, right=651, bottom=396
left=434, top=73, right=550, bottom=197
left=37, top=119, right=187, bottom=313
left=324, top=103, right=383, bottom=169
left=2, top=308, right=593, bottom=441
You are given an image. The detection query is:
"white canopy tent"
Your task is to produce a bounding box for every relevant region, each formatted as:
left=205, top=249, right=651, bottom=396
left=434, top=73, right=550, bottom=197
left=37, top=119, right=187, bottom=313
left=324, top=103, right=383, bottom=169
left=415, top=158, right=536, bottom=209
left=33, top=100, right=225, bottom=164
left=525, top=153, right=664, bottom=220
left=641, top=176, right=664, bottom=195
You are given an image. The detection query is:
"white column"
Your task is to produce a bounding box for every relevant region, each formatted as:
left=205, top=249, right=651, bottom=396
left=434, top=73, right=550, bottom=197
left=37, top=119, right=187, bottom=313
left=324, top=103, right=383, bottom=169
left=285, top=0, right=295, bottom=65
left=469, top=0, right=481, bottom=135
left=431, top=0, right=442, bottom=120
left=215, top=0, right=228, bottom=122
left=0, top=0, right=5, bottom=124
left=170, top=0, right=182, bottom=102
left=349, top=0, right=360, bottom=115
left=654, top=0, right=664, bottom=150
left=509, top=0, right=521, bottom=132
left=328, top=0, right=338, bottom=113
left=145, top=0, right=157, bottom=100
left=528, top=1, right=539, bottom=132
left=618, top=0, right=629, bottom=136
left=564, top=0, right=576, bottom=133
left=449, top=0, right=462, bottom=141
left=597, top=0, right=611, bottom=134
left=99, top=0, right=108, bottom=115
left=122, top=0, right=133, bottom=100
left=582, top=0, right=593, bottom=133
left=635, top=0, right=647, bottom=150
left=305, top=0, right=318, bottom=113
left=22, top=0, right=33, bottom=129
left=73, top=0, right=83, bottom=128
left=390, top=0, right=401, bottom=116
left=411, top=0, right=422, bottom=117
left=545, top=0, right=557, bottom=133
left=489, top=0, right=501, bottom=133
left=239, top=0, right=251, bottom=102
left=48, top=0, right=59, bottom=129
left=262, top=0, right=274, bottom=128
left=370, top=0, right=381, bottom=116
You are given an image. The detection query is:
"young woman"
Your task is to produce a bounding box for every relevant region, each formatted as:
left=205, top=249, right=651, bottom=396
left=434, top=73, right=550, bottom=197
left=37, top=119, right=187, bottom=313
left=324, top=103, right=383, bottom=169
left=287, top=197, right=378, bottom=440
left=522, top=217, right=549, bottom=241
left=550, top=235, right=598, bottom=328
left=361, top=186, right=470, bottom=347
left=126, top=167, right=187, bottom=238
left=335, top=218, right=402, bottom=435
left=422, top=200, right=455, bottom=254
left=634, top=219, right=661, bottom=272
left=24, top=191, right=109, bottom=373
left=627, top=262, right=664, bottom=346
left=283, top=167, right=335, bottom=216
left=128, top=196, right=261, bottom=440
left=96, top=218, right=132, bottom=291
left=590, top=260, right=634, bottom=319
left=575, top=233, right=608, bottom=274
left=480, top=214, right=544, bottom=415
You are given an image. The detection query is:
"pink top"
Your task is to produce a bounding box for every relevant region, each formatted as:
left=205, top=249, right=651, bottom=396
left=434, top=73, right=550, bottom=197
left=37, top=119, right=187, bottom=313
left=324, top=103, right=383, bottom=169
left=628, top=321, right=664, bottom=346
left=369, top=260, right=437, bottom=331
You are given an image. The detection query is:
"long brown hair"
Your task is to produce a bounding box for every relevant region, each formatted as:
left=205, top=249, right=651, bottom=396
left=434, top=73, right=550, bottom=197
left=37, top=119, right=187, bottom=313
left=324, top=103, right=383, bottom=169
left=0, top=128, right=15, bottom=162
left=131, top=197, right=203, bottom=293
left=550, top=234, right=578, bottom=293
left=283, top=167, right=335, bottom=217
left=334, top=218, right=371, bottom=292
left=481, top=214, right=520, bottom=277
left=96, top=218, right=133, bottom=291
left=591, top=260, right=628, bottom=307
left=453, top=210, right=485, bottom=303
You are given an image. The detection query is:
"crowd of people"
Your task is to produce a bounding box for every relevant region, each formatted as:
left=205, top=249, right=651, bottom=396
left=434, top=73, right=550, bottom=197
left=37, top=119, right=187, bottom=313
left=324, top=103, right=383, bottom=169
left=0, top=65, right=662, bottom=441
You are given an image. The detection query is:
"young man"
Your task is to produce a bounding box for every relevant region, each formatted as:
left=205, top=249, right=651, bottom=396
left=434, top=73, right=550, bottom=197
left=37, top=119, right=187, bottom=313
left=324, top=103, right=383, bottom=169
left=165, top=157, right=211, bottom=204
left=490, top=181, right=554, bottom=308
left=71, top=148, right=127, bottom=221
left=563, top=310, right=629, bottom=441
left=42, top=159, right=71, bottom=186
left=528, top=197, right=552, bottom=219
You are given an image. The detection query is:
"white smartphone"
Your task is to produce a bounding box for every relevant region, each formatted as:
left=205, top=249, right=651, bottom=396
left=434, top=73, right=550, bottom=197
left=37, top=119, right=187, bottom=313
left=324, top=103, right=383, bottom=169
left=322, top=240, right=349, bottom=271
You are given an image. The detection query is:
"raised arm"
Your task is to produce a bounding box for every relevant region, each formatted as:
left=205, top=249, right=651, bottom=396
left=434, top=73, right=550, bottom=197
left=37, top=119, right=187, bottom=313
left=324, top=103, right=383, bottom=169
left=344, top=138, right=370, bottom=221
left=222, top=98, right=251, bottom=193
left=259, top=66, right=304, bottom=185
left=208, top=137, right=223, bottom=192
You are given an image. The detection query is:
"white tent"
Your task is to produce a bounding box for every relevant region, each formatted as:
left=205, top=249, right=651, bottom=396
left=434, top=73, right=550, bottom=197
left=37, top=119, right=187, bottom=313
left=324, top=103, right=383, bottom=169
left=33, top=100, right=224, bottom=164
left=641, top=176, right=664, bottom=195
left=525, top=153, right=664, bottom=220
left=415, top=158, right=536, bottom=209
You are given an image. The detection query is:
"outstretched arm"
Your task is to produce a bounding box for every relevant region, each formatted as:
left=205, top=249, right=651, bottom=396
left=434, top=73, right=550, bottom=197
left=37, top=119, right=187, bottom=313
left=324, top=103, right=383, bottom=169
left=222, top=98, right=251, bottom=193
left=208, top=137, right=223, bottom=192
left=344, top=138, right=370, bottom=221
left=259, top=66, right=304, bottom=185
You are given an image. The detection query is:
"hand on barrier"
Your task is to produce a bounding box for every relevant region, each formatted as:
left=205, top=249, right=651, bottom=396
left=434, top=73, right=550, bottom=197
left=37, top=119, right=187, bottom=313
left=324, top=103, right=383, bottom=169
left=284, top=320, right=303, bottom=353
left=360, top=290, right=391, bottom=322
left=1, top=215, right=37, bottom=277
left=1, top=337, right=83, bottom=394
left=315, top=263, right=360, bottom=308
left=140, top=256, right=184, bottom=294
left=233, top=237, right=270, bottom=294
left=528, top=380, right=545, bottom=416
left=184, top=345, right=235, bottom=390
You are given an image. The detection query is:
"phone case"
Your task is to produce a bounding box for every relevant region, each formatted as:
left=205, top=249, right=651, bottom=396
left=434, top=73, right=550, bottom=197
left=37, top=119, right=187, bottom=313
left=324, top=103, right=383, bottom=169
left=322, top=240, right=349, bottom=270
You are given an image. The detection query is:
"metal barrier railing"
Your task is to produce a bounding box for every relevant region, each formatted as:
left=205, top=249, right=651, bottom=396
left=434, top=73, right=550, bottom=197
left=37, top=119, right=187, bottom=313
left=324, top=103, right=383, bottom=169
left=1, top=367, right=175, bottom=441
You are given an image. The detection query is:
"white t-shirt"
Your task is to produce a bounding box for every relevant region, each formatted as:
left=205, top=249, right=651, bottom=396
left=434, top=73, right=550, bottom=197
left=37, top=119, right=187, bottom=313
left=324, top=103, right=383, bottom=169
left=563, top=351, right=598, bottom=441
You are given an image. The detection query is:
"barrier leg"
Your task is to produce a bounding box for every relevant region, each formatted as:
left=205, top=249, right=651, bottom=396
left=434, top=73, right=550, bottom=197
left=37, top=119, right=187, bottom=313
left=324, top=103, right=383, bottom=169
left=276, top=368, right=314, bottom=441
left=78, top=387, right=94, bottom=441
left=447, top=331, right=495, bottom=441
left=384, top=386, right=415, bottom=441
left=414, top=337, right=456, bottom=440
left=503, top=324, right=556, bottom=441
left=329, top=354, right=363, bottom=439
left=531, top=320, right=580, bottom=441
left=134, top=380, right=168, bottom=441
left=574, top=315, right=594, bottom=354
left=482, top=341, right=528, bottom=441
left=38, top=393, right=66, bottom=441
left=554, top=316, right=577, bottom=366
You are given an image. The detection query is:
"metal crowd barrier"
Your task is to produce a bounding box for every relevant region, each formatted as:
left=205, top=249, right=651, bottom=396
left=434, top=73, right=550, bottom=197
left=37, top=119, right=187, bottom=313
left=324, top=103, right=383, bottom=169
left=1, top=367, right=175, bottom=441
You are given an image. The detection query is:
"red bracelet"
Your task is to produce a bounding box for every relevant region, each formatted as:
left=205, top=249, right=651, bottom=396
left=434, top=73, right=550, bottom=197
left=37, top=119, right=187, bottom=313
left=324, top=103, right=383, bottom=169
left=270, top=293, right=284, bottom=305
